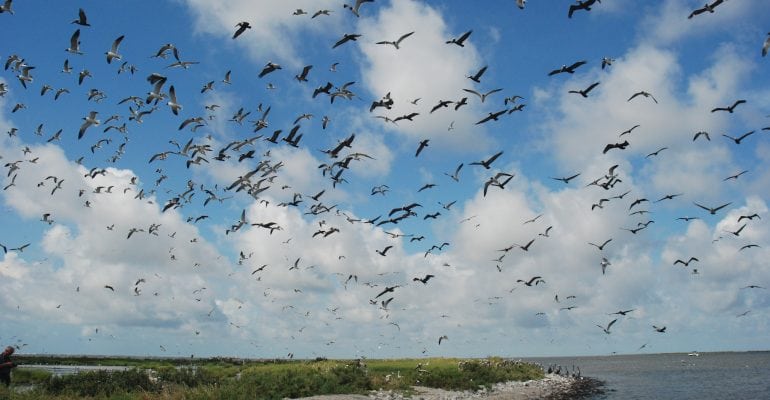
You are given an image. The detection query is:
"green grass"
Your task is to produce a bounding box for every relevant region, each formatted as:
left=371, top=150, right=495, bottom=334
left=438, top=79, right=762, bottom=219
left=4, top=357, right=544, bottom=399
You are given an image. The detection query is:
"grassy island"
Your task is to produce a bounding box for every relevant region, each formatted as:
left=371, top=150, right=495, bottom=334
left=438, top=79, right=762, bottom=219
left=1, top=356, right=545, bottom=399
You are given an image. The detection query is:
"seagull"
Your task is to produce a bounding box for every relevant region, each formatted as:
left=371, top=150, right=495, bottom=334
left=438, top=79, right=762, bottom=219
left=601, top=57, right=615, bottom=69
left=628, top=91, right=658, bottom=103
left=343, top=0, right=374, bottom=17
left=166, top=85, right=182, bottom=115
left=438, top=335, right=448, bottom=345
left=463, top=88, right=502, bottom=103
left=444, top=163, right=463, bottom=182
left=78, top=111, right=100, bottom=139
left=0, top=0, right=14, bottom=14
left=619, top=125, right=641, bottom=137
left=763, top=33, right=770, bottom=57
left=609, top=309, right=635, bottom=316
left=105, top=35, right=124, bottom=64
left=446, top=30, right=473, bottom=47
left=376, top=31, right=415, bottom=49
left=600, top=257, right=610, bottom=275
left=66, top=29, right=83, bottom=55
left=233, top=21, right=251, bottom=39
left=652, top=325, right=666, bottom=333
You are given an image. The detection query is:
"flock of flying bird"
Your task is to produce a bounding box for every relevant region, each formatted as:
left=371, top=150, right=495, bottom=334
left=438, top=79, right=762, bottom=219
left=0, top=0, right=769, bottom=357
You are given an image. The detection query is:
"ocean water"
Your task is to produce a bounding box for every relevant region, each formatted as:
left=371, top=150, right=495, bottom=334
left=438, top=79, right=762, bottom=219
left=525, top=352, right=770, bottom=399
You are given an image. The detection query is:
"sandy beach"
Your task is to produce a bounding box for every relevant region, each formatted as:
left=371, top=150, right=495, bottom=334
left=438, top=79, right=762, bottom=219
left=295, top=374, right=602, bottom=400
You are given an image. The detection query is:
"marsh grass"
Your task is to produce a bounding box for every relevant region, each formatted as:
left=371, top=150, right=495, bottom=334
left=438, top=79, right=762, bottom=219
left=5, top=357, right=544, bottom=399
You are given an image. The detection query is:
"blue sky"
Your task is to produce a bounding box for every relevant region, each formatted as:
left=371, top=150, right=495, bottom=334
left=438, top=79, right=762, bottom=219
left=0, top=0, right=769, bottom=359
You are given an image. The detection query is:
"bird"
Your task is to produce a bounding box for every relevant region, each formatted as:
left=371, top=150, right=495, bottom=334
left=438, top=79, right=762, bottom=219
left=619, top=125, right=641, bottom=137
left=609, top=309, right=635, bottom=316
left=548, top=60, right=587, bottom=76
left=446, top=30, right=473, bottom=47
left=166, top=85, right=182, bottom=115
left=601, top=57, right=615, bottom=69
left=603, top=140, right=630, bottom=154
left=376, top=245, right=393, bottom=256
left=78, top=111, right=100, bottom=139
left=376, top=31, right=415, bottom=49
left=516, top=0, right=526, bottom=9
left=105, top=35, right=124, bottom=64
left=517, top=276, right=545, bottom=286
left=551, top=173, right=580, bottom=184
left=568, top=0, right=601, bottom=18
left=295, top=65, right=313, bottom=82
left=692, top=131, right=711, bottom=141
left=71, top=8, right=90, bottom=26
left=711, top=99, right=746, bottom=113
left=600, top=257, right=610, bottom=275
left=233, top=21, right=251, bottom=39
left=470, top=151, right=504, bottom=169
left=258, top=62, right=281, bottom=78
left=415, top=139, right=429, bottom=157
left=674, top=257, right=699, bottom=267
left=438, top=335, right=448, bottom=345
left=739, top=244, right=760, bottom=251
left=374, top=285, right=400, bottom=299
left=413, top=274, right=435, bottom=284
left=652, top=325, right=666, bottom=333
left=645, top=147, right=668, bottom=158
left=66, top=29, right=83, bottom=55
left=463, top=88, right=503, bottom=103
left=333, top=33, right=362, bottom=49
left=688, top=0, right=725, bottom=19
left=693, top=201, right=731, bottom=215
left=722, top=130, right=755, bottom=145
left=467, top=65, right=488, bottom=83
left=104, top=285, right=115, bottom=292
left=343, top=0, right=374, bottom=17
left=628, top=91, right=658, bottom=103
left=588, top=238, right=612, bottom=251
left=723, top=170, right=748, bottom=181
left=597, top=319, right=618, bottom=334
left=568, top=81, right=600, bottom=97
left=476, top=110, right=507, bottom=124
left=444, top=163, right=463, bottom=182
left=763, top=33, right=770, bottom=57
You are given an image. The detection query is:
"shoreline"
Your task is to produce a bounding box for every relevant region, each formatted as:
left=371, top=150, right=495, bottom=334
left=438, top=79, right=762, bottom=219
left=296, top=374, right=605, bottom=400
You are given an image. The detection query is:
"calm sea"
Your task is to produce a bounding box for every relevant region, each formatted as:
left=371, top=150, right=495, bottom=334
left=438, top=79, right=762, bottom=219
left=524, top=352, right=770, bottom=399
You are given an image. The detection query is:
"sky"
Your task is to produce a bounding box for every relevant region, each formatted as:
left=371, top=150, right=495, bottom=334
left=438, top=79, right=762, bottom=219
left=0, top=0, right=769, bottom=360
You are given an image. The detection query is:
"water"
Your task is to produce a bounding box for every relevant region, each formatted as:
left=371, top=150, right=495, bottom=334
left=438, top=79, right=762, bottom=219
left=525, top=351, right=770, bottom=399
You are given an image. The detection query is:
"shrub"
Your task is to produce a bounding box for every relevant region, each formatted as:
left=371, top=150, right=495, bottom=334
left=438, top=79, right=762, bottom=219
left=41, top=369, right=159, bottom=397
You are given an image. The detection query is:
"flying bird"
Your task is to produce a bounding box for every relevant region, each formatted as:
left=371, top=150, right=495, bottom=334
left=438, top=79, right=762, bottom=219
left=446, top=30, right=473, bottom=47
left=467, top=65, right=488, bottom=83
left=343, top=0, right=374, bottom=17
left=376, top=31, right=415, bottom=49
left=568, top=81, right=600, bottom=97
left=597, top=319, right=618, bottom=334
left=711, top=99, right=746, bottom=113
left=652, top=325, right=666, bottom=333
left=470, top=151, right=503, bottom=169
left=233, top=21, right=251, bottom=39
left=693, top=201, right=731, bottom=215
left=415, top=139, right=429, bottom=157
left=333, top=33, right=362, bottom=49
left=551, top=173, right=580, bottom=184
left=603, top=140, right=629, bottom=154
left=688, top=0, right=726, bottom=19
left=763, top=33, right=770, bottom=57
left=568, top=0, right=601, bottom=18
left=627, top=91, right=658, bottom=103
left=258, top=62, right=281, bottom=78
left=548, top=60, right=587, bottom=76
left=674, top=257, right=699, bottom=267
left=72, top=8, right=90, bottom=26
left=413, top=274, right=435, bottom=284
left=722, top=130, right=755, bottom=145
left=517, top=276, right=545, bottom=286
left=475, top=109, right=507, bottom=125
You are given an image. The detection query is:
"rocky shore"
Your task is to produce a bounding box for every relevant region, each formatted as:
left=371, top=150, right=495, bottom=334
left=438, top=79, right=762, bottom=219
left=296, top=374, right=604, bottom=400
